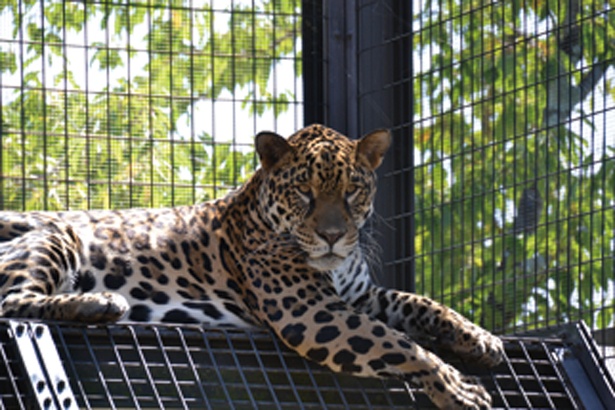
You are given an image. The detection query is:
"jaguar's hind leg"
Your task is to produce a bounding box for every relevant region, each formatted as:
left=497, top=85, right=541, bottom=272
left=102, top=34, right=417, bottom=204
left=0, top=213, right=129, bottom=323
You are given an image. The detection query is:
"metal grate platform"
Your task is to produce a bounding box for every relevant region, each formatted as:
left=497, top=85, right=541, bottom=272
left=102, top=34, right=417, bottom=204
left=0, top=320, right=612, bottom=409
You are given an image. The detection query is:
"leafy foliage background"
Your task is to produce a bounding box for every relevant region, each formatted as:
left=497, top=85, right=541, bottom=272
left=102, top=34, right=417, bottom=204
left=412, top=0, right=615, bottom=333
left=0, top=0, right=301, bottom=210
left=0, top=0, right=613, bottom=335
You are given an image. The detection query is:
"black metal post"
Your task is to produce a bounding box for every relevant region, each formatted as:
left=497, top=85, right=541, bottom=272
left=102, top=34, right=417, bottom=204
left=302, top=0, right=325, bottom=125
left=355, top=0, right=414, bottom=290
left=310, top=0, right=414, bottom=290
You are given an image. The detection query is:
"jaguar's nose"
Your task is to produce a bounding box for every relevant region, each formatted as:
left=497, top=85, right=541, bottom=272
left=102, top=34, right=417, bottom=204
left=316, top=228, right=346, bottom=246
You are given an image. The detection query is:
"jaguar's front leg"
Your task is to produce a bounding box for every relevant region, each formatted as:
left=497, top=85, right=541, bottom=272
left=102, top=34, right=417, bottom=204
left=353, top=286, right=504, bottom=367
left=252, top=276, right=492, bottom=409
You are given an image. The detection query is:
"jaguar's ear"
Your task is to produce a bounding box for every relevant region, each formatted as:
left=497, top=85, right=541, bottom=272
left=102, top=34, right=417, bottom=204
left=255, top=131, right=292, bottom=171
left=356, top=129, right=392, bottom=170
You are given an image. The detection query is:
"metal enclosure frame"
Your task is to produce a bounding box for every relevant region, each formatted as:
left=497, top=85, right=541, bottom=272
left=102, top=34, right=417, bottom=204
left=1, top=319, right=613, bottom=409
left=1, top=1, right=614, bottom=408
left=306, top=0, right=415, bottom=290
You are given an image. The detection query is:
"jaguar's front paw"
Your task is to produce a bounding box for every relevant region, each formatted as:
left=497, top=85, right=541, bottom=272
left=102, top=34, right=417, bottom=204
left=74, top=291, right=129, bottom=323
left=469, top=331, right=504, bottom=367
left=486, top=334, right=504, bottom=367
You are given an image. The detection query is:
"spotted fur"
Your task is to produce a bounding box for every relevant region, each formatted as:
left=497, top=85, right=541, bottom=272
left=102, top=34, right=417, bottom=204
left=0, top=124, right=503, bottom=409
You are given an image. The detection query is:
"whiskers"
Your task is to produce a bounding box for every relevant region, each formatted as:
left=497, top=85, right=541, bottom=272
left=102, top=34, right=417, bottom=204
left=359, top=215, right=385, bottom=284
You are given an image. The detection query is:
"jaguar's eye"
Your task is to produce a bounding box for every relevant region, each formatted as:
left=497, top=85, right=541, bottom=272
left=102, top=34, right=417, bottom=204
left=295, top=184, right=313, bottom=201
left=345, top=183, right=360, bottom=201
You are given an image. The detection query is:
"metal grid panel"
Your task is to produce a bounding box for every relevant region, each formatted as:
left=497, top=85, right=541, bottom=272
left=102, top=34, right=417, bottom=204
left=0, top=0, right=303, bottom=211
left=0, top=325, right=27, bottom=409
left=0, top=320, right=601, bottom=409
left=354, top=0, right=615, bottom=337
left=492, top=338, right=579, bottom=408
left=33, top=323, right=417, bottom=409
left=408, top=0, right=615, bottom=336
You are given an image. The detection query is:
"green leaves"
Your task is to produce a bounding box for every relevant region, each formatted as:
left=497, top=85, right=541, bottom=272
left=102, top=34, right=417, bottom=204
left=0, top=50, right=17, bottom=73
left=90, top=43, right=123, bottom=70
left=1, top=0, right=299, bottom=211
left=413, top=1, right=615, bottom=332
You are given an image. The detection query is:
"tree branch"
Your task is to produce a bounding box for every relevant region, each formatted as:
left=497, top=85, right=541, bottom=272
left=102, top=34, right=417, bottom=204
left=543, top=59, right=612, bottom=128
left=558, top=0, right=581, bottom=64
left=541, top=0, right=615, bottom=128
left=579, top=59, right=612, bottom=102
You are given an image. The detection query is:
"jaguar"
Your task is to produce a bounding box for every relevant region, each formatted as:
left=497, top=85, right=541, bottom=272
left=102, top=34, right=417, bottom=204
left=0, top=124, right=503, bottom=409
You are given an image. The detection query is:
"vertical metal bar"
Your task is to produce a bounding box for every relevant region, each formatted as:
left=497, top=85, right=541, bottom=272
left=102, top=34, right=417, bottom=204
left=467, top=1, right=477, bottom=320
left=61, top=0, right=69, bottom=210
left=488, top=1, right=499, bottom=332
left=301, top=0, right=324, bottom=125
left=125, top=326, right=164, bottom=408
left=169, top=3, right=176, bottom=207
left=223, top=330, right=258, bottom=409
left=249, top=0, right=257, bottom=140
left=209, top=6, right=217, bottom=199
left=268, top=333, right=311, bottom=409
left=147, top=3, right=154, bottom=208
left=105, top=326, right=141, bottom=410
left=188, top=0, right=196, bottom=204
left=151, top=326, right=188, bottom=409
left=323, top=0, right=357, bottom=136
left=198, top=328, right=236, bottom=409
left=395, top=0, right=414, bottom=292
left=126, top=0, right=134, bottom=208
left=39, top=0, right=48, bottom=210
left=292, top=1, right=301, bottom=129
left=230, top=1, right=237, bottom=188
left=0, top=325, right=26, bottom=409
left=17, top=0, right=25, bottom=210
left=271, top=1, right=278, bottom=132
left=104, top=0, right=112, bottom=209
left=174, top=327, right=213, bottom=410
left=246, top=331, right=283, bottom=409
left=83, top=0, right=91, bottom=209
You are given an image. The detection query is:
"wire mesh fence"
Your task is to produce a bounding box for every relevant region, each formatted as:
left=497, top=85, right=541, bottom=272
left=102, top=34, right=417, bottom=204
left=0, top=0, right=303, bottom=211
left=372, top=0, right=615, bottom=339
left=2, top=0, right=615, bottom=403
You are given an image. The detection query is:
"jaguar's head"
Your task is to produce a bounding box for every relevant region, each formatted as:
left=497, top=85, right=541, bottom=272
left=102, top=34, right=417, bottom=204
left=255, top=124, right=391, bottom=271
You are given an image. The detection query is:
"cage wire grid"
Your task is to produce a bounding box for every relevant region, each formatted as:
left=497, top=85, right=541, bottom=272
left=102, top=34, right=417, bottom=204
left=366, top=0, right=615, bottom=343
left=0, top=0, right=304, bottom=211
left=2, top=0, right=613, bottom=345
left=1, top=320, right=611, bottom=410
left=1, top=0, right=615, bottom=408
